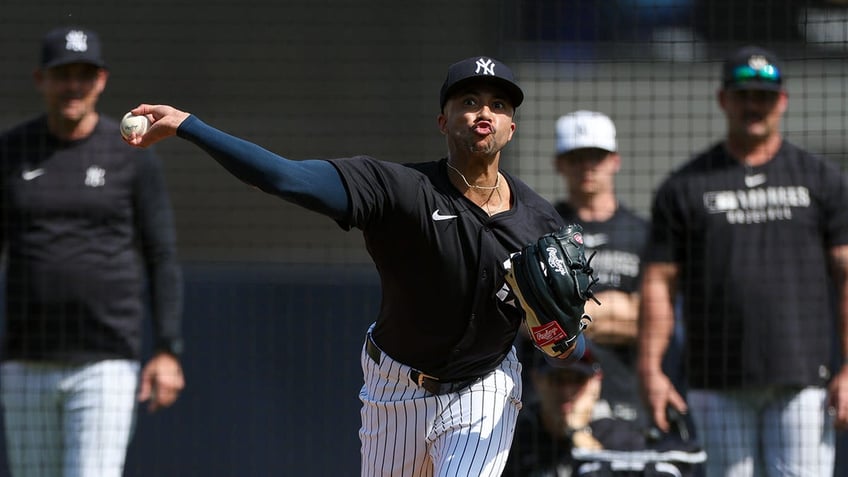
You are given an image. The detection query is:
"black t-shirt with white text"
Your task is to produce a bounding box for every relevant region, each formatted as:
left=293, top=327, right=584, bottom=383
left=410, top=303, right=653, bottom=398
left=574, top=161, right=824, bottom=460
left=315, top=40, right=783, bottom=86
left=553, top=203, right=648, bottom=421
left=646, top=141, right=848, bottom=388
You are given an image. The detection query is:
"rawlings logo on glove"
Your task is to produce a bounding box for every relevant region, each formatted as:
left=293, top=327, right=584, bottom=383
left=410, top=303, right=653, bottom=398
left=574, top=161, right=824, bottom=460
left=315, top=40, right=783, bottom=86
left=504, top=224, right=600, bottom=358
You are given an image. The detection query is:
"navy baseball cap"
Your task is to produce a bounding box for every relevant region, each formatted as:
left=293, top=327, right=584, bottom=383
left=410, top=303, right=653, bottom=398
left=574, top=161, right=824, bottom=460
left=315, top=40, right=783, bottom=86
left=41, top=26, right=106, bottom=69
left=722, top=45, right=783, bottom=92
left=439, top=56, right=524, bottom=110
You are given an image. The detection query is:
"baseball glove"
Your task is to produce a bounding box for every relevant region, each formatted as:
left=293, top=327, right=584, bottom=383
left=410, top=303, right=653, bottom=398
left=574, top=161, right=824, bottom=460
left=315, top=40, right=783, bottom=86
left=504, top=224, right=600, bottom=358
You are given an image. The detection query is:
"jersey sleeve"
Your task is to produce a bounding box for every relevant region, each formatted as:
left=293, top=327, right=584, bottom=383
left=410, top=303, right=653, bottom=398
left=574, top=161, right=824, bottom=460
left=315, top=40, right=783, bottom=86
left=327, top=156, right=422, bottom=231
left=645, top=177, right=686, bottom=264
left=817, top=157, right=848, bottom=247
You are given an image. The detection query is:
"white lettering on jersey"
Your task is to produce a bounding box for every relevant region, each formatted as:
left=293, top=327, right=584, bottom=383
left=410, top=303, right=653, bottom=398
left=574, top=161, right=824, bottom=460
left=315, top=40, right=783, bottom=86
left=586, top=249, right=641, bottom=287
left=582, top=233, right=608, bottom=248
left=702, top=186, right=809, bottom=224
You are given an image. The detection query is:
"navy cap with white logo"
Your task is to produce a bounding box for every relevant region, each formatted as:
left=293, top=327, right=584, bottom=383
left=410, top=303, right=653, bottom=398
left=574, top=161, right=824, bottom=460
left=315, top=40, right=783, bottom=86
left=722, top=45, right=783, bottom=92
left=41, top=26, right=106, bottom=69
left=439, top=56, right=524, bottom=110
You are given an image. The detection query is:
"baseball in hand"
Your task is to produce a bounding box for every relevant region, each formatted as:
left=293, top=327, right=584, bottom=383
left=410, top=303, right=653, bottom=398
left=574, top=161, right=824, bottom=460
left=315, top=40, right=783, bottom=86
left=120, top=112, right=151, bottom=140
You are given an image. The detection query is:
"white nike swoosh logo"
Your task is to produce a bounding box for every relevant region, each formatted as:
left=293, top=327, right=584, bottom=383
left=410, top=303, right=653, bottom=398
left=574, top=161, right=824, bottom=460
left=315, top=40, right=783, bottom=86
left=432, top=209, right=458, bottom=221
left=21, top=169, right=45, bottom=181
left=744, top=173, right=766, bottom=188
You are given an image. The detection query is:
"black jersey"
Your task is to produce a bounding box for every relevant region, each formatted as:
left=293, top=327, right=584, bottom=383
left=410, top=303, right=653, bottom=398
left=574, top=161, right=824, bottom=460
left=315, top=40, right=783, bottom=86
left=554, top=203, right=647, bottom=294
left=647, top=141, right=848, bottom=389
left=330, top=157, right=564, bottom=380
left=553, top=203, right=648, bottom=419
left=0, top=115, right=183, bottom=363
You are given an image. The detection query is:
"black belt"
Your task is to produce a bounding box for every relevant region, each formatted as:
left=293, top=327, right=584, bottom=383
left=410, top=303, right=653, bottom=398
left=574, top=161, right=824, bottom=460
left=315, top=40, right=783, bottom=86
left=365, top=334, right=480, bottom=395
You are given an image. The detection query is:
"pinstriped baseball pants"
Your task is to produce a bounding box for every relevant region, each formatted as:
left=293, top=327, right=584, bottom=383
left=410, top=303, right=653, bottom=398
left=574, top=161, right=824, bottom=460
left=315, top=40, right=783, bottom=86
left=688, top=386, right=834, bottom=477
left=359, top=327, right=523, bottom=477
left=0, top=360, right=140, bottom=477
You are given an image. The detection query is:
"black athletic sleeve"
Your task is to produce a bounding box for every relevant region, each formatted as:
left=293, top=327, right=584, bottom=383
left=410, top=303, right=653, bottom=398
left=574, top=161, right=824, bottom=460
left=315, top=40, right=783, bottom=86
left=133, top=149, right=184, bottom=355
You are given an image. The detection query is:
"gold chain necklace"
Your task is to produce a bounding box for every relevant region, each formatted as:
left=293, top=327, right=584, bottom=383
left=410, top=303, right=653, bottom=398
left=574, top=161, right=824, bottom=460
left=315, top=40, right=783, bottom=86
left=446, top=162, right=501, bottom=191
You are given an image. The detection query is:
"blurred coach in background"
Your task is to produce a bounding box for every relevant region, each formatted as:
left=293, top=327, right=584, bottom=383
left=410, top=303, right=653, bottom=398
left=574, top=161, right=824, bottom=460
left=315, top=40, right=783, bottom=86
left=638, top=45, right=848, bottom=476
left=0, top=26, right=185, bottom=477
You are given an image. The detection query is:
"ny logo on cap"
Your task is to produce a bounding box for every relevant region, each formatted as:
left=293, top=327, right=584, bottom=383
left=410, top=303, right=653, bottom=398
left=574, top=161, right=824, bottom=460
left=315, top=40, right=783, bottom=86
left=575, top=124, right=587, bottom=137
left=748, top=55, right=768, bottom=70
left=65, top=30, right=89, bottom=53
left=475, top=58, right=495, bottom=76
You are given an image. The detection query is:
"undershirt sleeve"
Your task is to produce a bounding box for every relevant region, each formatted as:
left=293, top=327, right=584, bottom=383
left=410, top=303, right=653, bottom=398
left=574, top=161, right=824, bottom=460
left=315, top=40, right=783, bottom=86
left=176, top=115, right=350, bottom=220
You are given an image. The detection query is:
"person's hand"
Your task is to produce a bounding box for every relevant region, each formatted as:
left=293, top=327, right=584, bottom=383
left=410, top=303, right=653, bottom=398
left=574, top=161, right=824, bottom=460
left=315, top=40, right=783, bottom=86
left=638, top=368, right=687, bottom=432
left=566, top=376, right=601, bottom=431
left=827, top=364, right=848, bottom=430
left=123, top=104, right=191, bottom=148
left=137, top=352, right=185, bottom=413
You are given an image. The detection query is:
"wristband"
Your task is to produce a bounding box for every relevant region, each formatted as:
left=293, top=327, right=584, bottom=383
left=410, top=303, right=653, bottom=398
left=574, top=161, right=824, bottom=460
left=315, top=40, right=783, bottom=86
left=156, top=338, right=184, bottom=356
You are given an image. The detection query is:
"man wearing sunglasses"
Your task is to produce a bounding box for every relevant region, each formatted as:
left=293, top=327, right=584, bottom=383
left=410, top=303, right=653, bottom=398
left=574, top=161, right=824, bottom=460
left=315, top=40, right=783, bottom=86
left=638, top=45, right=848, bottom=476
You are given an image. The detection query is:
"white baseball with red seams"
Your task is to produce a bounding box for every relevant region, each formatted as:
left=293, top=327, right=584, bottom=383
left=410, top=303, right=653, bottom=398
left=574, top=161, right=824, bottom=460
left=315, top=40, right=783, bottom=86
left=120, top=112, right=150, bottom=140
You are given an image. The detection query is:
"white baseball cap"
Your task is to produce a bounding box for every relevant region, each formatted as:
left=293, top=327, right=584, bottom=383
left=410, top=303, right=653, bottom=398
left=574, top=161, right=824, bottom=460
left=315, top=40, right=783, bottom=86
left=555, top=111, right=617, bottom=155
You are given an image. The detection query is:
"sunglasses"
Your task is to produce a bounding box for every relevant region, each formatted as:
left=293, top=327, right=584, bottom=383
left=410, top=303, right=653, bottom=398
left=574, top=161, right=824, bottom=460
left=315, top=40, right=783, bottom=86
left=731, top=64, right=781, bottom=83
